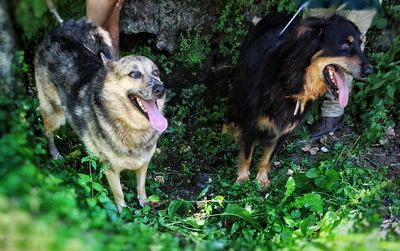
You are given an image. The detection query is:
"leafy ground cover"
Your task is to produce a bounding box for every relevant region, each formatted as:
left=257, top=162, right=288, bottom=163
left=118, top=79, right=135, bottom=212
left=1, top=78, right=399, bottom=251
left=1, top=0, right=399, bottom=250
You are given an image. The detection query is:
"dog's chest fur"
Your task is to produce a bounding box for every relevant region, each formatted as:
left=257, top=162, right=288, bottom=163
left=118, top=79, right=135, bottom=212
left=64, top=70, right=160, bottom=168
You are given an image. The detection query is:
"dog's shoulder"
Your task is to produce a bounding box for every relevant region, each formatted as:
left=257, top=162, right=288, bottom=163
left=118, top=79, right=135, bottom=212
left=51, top=19, right=114, bottom=60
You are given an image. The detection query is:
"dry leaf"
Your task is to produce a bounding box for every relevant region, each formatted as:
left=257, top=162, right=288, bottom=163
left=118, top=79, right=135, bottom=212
left=301, top=145, right=319, bottom=155
left=154, top=175, right=165, bottom=183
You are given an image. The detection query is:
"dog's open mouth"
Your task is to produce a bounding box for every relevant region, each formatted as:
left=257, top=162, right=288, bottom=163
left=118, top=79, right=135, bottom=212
left=128, top=94, right=168, bottom=133
left=323, top=65, right=350, bottom=108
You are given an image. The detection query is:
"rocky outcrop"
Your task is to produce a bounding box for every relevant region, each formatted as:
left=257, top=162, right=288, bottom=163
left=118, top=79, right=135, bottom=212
left=120, top=0, right=225, bottom=53
left=0, top=1, right=16, bottom=94
left=371, top=30, right=396, bottom=52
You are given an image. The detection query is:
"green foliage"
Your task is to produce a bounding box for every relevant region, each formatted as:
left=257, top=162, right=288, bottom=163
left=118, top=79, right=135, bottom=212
left=214, top=0, right=249, bottom=64
left=276, top=0, right=299, bottom=13
left=15, top=0, right=49, bottom=40
left=14, top=0, right=85, bottom=41
left=349, top=36, right=400, bottom=142
left=174, top=29, right=211, bottom=69
left=127, top=45, right=175, bottom=76
left=154, top=84, right=234, bottom=179
left=382, top=0, right=400, bottom=29
left=2, top=59, right=400, bottom=251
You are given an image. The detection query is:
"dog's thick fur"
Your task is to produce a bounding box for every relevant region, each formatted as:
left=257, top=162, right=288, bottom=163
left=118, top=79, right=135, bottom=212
left=232, top=14, right=373, bottom=188
left=35, top=19, right=167, bottom=209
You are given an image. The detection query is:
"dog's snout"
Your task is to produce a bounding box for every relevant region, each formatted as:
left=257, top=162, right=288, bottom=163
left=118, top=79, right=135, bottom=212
left=152, top=85, right=164, bottom=98
left=361, top=64, right=373, bottom=77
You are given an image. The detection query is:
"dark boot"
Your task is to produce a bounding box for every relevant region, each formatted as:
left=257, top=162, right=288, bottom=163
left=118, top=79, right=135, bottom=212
left=311, top=115, right=344, bottom=140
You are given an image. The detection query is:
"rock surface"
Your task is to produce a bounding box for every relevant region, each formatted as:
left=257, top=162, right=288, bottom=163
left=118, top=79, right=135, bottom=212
left=0, top=1, right=16, bottom=92
left=120, top=0, right=224, bottom=53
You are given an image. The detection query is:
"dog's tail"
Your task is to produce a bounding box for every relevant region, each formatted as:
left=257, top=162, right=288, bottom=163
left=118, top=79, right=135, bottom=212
left=46, top=0, right=63, bottom=23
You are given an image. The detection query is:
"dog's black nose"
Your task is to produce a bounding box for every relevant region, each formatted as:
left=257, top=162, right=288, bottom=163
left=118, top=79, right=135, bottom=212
left=361, top=64, right=373, bottom=77
left=152, top=85, right=165, bottom=98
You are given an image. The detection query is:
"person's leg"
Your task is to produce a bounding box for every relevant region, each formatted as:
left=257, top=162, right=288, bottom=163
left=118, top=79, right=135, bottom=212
left=86, top=0, right=116, bottom=27
left=86, top=0, right=123, bottom=58
left=311, top=8, right=377, bottom=140
left=102, top=0, right=124, bottom=58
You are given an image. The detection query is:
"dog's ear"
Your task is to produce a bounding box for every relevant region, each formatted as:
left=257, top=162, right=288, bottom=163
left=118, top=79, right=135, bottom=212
left=296, top=17, right=326, bottom=39
left=100, top=52, right=115, bottom=70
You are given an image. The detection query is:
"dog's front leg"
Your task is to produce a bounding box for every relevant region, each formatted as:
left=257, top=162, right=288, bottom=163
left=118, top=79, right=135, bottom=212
left=256, top=142, right=276, bottom=190
left=236, top=138, right=255, bottom=183
left=105, top=168, right=126, bottom=211
left=136, top=163, right=148, bottom=207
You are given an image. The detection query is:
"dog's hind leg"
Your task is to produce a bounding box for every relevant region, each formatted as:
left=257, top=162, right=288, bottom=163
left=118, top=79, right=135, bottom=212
left=236, top=135, right=256, bottom=183
left=105, top=167, right=126, bottom=211
left=136, top=163, right=148, bottom=207
left=256, top=142, right=277, bottom=190
left=36, top=73, right=65, bottom=159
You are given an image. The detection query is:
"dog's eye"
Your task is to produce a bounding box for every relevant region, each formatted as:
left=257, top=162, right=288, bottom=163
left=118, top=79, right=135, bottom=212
left=152, top=70, right=159, bottom=77
left=341, top=44, right=350, bottom=52
left=130, top=71, right=142, bottom=79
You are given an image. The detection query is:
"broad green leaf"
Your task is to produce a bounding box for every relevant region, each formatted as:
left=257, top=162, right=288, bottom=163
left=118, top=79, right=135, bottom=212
left=300, top=215, right=318, bottom=235
left=306, top=168, right=319, bottom=178
left=197, top=185, right=209, bottom=199
left=284, top=177, right=296, bottom=197
left=86, top=197, right=97, bottom=208
left=77, top=173, right=91, bottom=183
left=325, top=170, right=339, bottom=187
left=81, top=156, right=91, bottom=163
left=316, top=170, right=339, bottom=190
left=90, top=160, right=97, bottom=169
left=148, top=195, right=161, bottom=203
left=222, top=204, right=257, bottom=227
left=303, top=193, right=324, bottom=213
left=230, top=222, right=240, bottom=234
left=168, top=200, right=182, bottom=218
left=284, top=217, right=297, bottom=228
left=92, top=182, right=104, bottom=192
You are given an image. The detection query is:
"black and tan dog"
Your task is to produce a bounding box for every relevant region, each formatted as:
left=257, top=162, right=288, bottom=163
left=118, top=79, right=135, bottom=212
left=232, top=14, right=373, bottom=188
left=35, top=19, right=168, bottom=209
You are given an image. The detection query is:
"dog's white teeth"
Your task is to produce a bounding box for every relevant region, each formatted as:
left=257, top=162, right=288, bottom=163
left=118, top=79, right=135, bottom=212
left=135, top=98, right=147, bottom=112
left=328, top=66, right=336, bottom=83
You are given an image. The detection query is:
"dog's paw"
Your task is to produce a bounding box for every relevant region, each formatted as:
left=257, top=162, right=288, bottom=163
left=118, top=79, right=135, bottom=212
left=236, top=172, right=250, bottom=184
left=138, top=195, right=148, bottom=207
left=116, top=201, right=127, bottom=213
left=256, top=172, right=270, bottom=190
left=50, top=151, right=64, bottom=160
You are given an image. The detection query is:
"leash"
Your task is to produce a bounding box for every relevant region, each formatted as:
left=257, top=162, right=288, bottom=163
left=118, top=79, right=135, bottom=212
left=279, top=1, right=310, bottom=36
left=45, top=0, right=63, bottom=23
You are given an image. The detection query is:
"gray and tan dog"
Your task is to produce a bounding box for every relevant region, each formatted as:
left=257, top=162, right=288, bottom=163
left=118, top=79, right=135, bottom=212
left=35, top=19, right=168, bottom=209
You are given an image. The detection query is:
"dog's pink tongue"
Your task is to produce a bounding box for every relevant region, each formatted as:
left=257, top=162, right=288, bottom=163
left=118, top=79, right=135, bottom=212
left=142, top=100, right=168, bottom=133
left=334, top=70, right=349, bottom=108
